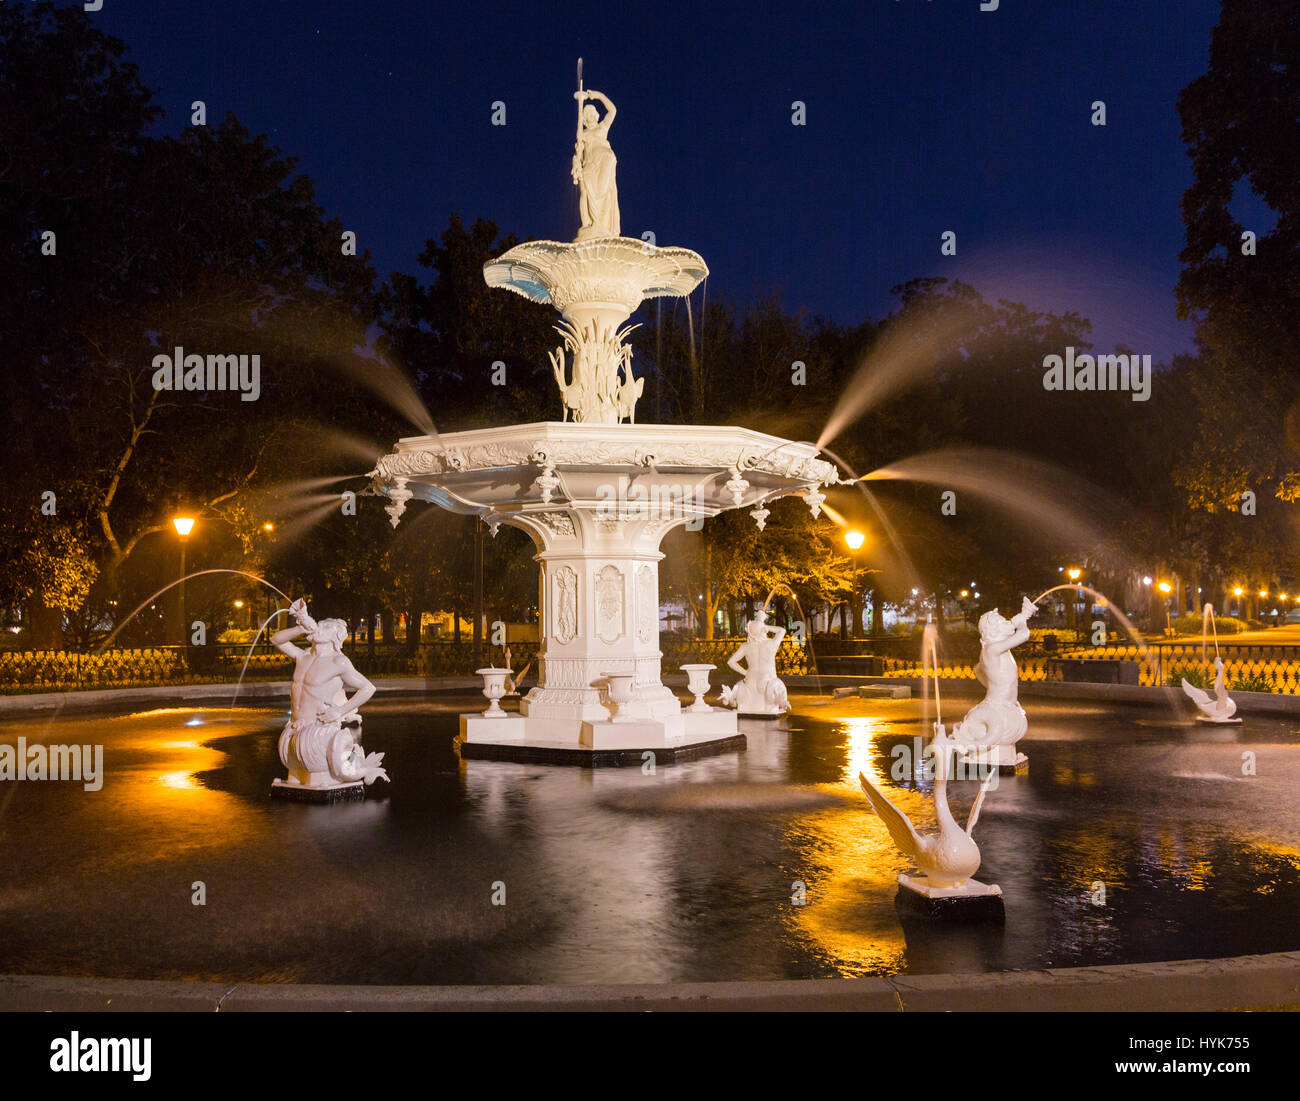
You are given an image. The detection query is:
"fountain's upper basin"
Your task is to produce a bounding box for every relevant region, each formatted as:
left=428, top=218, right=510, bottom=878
left=374, top=421, right=838, bottom=524
left=484, top=237, right=708, bottom=316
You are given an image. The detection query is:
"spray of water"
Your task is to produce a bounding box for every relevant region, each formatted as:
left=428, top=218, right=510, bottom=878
left=99, top=570, right=290, bottom=651
left=1201, top=602, right=1219, bottom=662
left=864, top=447, right=1122, bottom=553
left=229, top=608, right=291, bottom=707
left=815, top=443, right=923, bottom=593
left=817, top=301, right=984, bottom=450
left=921, top=617, right=942, bottom=735
left=1031, top=583, right=1159, bottom=676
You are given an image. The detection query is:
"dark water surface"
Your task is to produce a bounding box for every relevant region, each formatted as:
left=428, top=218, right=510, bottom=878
left=1, top=692, right=1298, bottom=985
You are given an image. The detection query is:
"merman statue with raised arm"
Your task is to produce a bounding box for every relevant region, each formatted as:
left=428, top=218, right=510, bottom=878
left=948, top=596, right=1037, bottom=772
left=269, top=598, right=388, bottom=801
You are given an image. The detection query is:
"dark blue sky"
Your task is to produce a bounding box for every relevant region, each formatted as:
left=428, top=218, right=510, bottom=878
left=93, top=0, right=1227, bottom=362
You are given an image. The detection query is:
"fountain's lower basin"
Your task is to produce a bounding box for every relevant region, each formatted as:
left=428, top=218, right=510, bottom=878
left=2, top=692, right=1299, bottom=986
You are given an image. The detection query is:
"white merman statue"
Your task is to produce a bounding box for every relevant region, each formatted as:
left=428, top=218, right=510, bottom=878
left=720, top=611, right=791, bottom=716
left=572, top=88, right=620, bottom=239
left=270, top=598, right=388, bottom=792
left=948, top=596, right=1038, bottom=769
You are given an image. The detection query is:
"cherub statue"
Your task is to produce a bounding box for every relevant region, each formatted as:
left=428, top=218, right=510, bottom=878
left=270, top=598, right=388, bottom=793
left=949, top=596, right=1037, bottom=768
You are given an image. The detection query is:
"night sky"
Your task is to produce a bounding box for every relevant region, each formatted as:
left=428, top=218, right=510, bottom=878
left=93, top=0, right=1233, bottom=363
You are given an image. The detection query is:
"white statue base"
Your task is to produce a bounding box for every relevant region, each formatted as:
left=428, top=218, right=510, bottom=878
left=270, top=777, right=365, bottom=804
left=580, top=718, right=670, bottom=749
left=460, top=714, right=528, bottom=743
left=896, top=875, right=1006, bottom=922
left=898, top=874, right=1002, bottom=900
left=1194, top=715, right=1243, bottom=726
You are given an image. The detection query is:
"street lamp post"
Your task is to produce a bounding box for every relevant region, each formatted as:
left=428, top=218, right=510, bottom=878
left=1066, top=567, right=1082, bottom=634
left=844, top=529, right=866, bottom=639
left=172, top=515, right=195, bottom=647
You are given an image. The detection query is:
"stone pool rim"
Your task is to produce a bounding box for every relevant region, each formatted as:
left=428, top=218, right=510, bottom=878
left=2, top=950, right=1298, bottom=1012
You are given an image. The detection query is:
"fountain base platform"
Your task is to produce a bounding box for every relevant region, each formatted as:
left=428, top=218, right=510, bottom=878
left=895, top=875, right=1006, bottom=922
left=458, top=704, right=742, bottom=767
left=1195, top=715, right=1243, bottom=725
left=457, top=731, right=747, bottom=768
left=270, top=779, right=366, bottom=804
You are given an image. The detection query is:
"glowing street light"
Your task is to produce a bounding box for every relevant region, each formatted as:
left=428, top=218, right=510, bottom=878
left=844, top=529, right=865, bottom=551
left=233, top=600, right=244, bottom=608
left=1233, top=587, right=1243, bottom=597
left=960, top=589, right=969, bottom=598
left=1259, top=590, right=1268, bottom=598
left=1157, top=581, right=1172, bottom=594
left=263, top=522, right=275, bottom=532
left=1067, top=567, right=1082, bottom=581
left=172, top=515, right=195, bottom=647
left=1142, top=576, right=1152, bottom=586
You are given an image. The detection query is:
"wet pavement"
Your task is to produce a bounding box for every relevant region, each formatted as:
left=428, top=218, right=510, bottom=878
left=1, top=691, right=1298, bottom=985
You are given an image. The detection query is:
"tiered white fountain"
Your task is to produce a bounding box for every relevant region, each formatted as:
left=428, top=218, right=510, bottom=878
left=371, top=76, right=837, bottom=762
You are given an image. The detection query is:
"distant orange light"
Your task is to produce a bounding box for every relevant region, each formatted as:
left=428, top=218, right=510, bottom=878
left=233, top=600, right=244, bottom=608
left=172, top=516, right=195, bottom=537
left=1157, top=582, right=1172, bottom=594
left=263, top=522, right=274, bottom=531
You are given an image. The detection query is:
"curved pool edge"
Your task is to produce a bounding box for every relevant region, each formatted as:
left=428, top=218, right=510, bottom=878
left=4, top=951, right=1299, bottom=1012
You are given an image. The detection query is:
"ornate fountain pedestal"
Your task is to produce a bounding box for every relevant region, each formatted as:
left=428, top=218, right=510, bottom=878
left=377, top=422, right=835, bottom=764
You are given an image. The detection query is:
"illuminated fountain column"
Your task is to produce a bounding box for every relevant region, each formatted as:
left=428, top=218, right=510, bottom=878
left=509, top=505, right=688, bottom=745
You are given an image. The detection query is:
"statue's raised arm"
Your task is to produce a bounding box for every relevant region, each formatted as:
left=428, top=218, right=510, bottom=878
left=577, top=88, right=616, bottom=131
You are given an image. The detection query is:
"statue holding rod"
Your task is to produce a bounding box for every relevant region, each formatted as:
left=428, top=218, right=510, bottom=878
left=572, top=60, right=620, bottom=239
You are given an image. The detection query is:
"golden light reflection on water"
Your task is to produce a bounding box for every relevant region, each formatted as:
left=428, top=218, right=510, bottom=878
left=789, top=717, right=940, bottom=976
left=158, top=770, right=199, bottom=791
left=97, top=712, right=268, bottom=859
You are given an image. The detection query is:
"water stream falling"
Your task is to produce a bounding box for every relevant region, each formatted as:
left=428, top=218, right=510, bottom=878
left=228, top=608, right=292, bottom=708
left=1201, top=602, right=1220, bottom=663
left=99, top=570, right=291, bottom=651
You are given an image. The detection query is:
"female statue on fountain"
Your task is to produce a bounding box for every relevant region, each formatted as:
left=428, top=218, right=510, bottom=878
left=721, top=611, right=791, bottom=715
left=572, top=89, right=620, bottom=239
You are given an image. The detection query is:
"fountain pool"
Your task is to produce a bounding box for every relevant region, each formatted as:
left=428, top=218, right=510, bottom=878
left=2, top=691, right=1298, bottom=985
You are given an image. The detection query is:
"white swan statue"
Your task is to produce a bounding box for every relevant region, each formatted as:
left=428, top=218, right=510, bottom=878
left=1181, top=657, right=1241, bottom=724
left=859, top=722, right=1000, bottom=897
